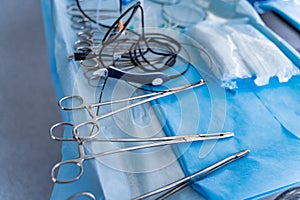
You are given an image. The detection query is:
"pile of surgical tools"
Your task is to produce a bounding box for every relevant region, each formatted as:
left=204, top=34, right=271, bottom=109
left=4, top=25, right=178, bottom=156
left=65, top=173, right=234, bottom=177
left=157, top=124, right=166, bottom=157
left=50, top=0, right=250, bottom=199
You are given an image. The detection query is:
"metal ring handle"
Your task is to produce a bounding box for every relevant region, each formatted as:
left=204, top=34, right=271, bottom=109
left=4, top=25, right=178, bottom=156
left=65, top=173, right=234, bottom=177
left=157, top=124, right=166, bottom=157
left=51, top=159, right=84, bottom=184
left=58, top=96, right=85, bottom=110
left=73, top=120, right=100, bottom=140
left=50, top=122, right=75, bottom=141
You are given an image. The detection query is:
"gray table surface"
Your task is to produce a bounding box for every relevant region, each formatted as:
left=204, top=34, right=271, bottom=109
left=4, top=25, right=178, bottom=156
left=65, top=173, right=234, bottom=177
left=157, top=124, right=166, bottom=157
left=0, top=1, right=61, bottom=199
left=0, top=1, right=299, bottom=200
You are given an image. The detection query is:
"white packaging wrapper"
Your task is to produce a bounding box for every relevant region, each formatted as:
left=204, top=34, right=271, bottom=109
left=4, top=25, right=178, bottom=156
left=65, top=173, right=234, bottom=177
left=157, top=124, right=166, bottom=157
left=188, top=20, right=300, bottom=88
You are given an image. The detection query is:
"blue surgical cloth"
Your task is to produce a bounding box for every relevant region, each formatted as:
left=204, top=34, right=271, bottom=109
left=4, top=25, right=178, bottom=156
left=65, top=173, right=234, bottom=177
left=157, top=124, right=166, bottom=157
left=151, top=65, right=300, bottom=199
left=42, top=0, right=300, bottom=199
left=42, top=0, right=203, bottom=199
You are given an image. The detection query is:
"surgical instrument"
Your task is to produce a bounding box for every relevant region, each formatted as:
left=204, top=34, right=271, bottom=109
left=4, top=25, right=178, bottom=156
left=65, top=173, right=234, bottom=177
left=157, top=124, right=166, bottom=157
left=74, top=0, right=123, bottom=29
left=67, top=3, right=118, bottom=14
left=52, top=79, right=205, bottom=139
left=67, top=192, right=96, bottom=200
left=72, top=34, right=193, bottom=86
left=67, top=6, right=117, bottom=31
left=50, top=121, right=233, bottom=142
left=76, top=29, right=106, bottom=41
left=50, top=130, right=234, bottom=183
left=70, top=1, right=196, bottom=86
left=67, top=1, right=121, bottom=53
left=133, top=149, right=250, bottom=200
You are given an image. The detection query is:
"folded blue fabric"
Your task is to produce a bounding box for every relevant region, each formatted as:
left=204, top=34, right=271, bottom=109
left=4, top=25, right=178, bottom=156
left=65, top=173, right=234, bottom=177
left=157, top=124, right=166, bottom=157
left=255, top=0, right=300, bottom=31
left=152, top=65, right=300, bottom=199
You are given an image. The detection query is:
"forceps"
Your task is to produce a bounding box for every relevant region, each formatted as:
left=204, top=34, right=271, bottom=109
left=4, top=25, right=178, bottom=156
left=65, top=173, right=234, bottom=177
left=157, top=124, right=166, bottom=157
left=76, top=29, right=106, bottom=41
left=133, top=149, right=250, bottom=200
left=50, top=127, right=234, bottom=183
left=53, top=79, right=205, bottom=139
left=67, top=10, right=92, bottom=31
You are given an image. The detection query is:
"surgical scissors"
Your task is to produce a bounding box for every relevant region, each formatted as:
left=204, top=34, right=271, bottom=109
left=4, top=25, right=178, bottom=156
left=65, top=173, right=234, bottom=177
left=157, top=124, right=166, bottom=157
left=50, top=126, right=234, bottom=183
left=133, top=149, right=250, bottom=200
left=52, top=79, right=205, bottom=139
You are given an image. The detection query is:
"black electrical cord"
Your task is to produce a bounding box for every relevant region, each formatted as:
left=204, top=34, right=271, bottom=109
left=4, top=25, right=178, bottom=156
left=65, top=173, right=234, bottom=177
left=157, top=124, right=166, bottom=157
left=98, top=2, right=182, bottom=71
left=74, top=0, right=197, bottom=91
left=98, top=34, right=186, bottom=78
left=74, top=1, right=180, bottom=68
left=131, top=33, right=181, bottom=72
left=131, top=44, right=193, bottom=91
left=102, top=1, right=143, bottom=45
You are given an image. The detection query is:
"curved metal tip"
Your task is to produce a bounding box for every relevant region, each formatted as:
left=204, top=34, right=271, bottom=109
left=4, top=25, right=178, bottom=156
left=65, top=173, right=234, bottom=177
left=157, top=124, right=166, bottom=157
left=235, top=149, right=250, bottom=159
left=222, top=132, right=234, bottom=137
